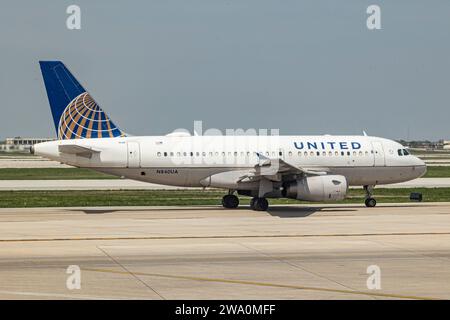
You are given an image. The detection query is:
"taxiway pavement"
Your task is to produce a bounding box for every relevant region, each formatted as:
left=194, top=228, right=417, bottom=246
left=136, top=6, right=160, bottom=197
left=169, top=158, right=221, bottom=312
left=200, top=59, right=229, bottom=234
left=0, top=203, right=449, bottom=299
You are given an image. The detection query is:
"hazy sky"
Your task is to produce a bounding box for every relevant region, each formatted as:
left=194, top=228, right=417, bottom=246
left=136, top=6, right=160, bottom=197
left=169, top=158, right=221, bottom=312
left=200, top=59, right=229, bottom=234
left=1, top=0, right=449, bottom=140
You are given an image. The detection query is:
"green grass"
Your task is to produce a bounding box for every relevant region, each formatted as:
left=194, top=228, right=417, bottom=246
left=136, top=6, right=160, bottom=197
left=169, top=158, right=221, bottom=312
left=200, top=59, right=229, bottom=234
left=0, top=168, right=118, bottom=180
left=423, top=166, right=450, bottom=178
left=0, top=188, right=447, bottom=208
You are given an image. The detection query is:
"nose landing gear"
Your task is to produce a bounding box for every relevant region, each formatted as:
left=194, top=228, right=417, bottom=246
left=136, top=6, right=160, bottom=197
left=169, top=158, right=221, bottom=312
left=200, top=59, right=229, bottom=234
left=364, top=185, right=377, bottom=207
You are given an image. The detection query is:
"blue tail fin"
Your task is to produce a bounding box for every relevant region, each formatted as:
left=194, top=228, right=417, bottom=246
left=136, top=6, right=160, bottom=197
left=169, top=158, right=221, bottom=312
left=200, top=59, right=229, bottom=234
left=39, top=61, right=125, bottom=140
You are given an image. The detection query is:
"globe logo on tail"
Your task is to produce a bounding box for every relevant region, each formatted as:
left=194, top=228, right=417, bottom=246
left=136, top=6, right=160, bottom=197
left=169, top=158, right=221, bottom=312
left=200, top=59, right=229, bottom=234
left=58, top=92, right=124, bottom=140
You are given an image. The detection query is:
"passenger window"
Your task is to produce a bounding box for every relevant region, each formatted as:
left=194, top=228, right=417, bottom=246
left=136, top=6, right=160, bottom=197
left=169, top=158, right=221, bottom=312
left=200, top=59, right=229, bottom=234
left=164, top=152, right=167, bottom=157
left=157, top=152, right=161, bottom=157
left=316, top=151, right=320, bottom=156
left=347, top=151, right=350, bottom=156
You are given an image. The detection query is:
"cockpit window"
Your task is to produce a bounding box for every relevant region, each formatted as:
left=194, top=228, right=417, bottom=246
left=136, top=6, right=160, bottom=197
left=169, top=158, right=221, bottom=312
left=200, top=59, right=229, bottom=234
left=403, top=149, right=410, bottom=156
left=397, top=149, right=403, bottom=156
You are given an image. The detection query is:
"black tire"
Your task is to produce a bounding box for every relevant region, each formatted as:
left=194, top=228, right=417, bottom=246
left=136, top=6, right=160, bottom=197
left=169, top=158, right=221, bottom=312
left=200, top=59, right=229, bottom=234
left=365, top=198, right=377, bottom=208
left=250, top=197, right=257, bottom=209
left=222, top=195, right=239, bottom=209
left=253, top=197, right=269, bottom=211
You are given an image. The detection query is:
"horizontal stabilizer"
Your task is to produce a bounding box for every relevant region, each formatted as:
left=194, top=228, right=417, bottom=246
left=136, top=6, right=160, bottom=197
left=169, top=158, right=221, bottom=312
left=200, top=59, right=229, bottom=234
left=58, top=144, right=100, bottom=158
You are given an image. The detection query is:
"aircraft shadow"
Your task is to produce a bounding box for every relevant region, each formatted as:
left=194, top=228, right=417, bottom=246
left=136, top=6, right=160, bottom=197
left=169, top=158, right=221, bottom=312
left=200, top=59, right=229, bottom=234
left=266, top=206, right=358, bottom=218
left=72, top=203, right=421, bottom=215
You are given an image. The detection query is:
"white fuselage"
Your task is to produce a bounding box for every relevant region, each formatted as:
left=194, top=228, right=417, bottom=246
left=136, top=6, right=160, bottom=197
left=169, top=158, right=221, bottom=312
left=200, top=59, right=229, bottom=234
left=34, top=135, right=426, bottom=190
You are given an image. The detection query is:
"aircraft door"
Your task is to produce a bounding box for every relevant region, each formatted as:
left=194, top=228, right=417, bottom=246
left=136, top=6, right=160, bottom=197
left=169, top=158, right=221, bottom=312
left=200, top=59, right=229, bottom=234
left=279, top=148, right=285, bottom=161
left=371, top=141, right=385, bottom=166
left=127, top=142, right=141, bottom=168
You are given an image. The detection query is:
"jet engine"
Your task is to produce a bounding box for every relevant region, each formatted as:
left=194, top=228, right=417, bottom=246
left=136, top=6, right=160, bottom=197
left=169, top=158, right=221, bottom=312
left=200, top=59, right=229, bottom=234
left=282, top=175, right=348, bottom=201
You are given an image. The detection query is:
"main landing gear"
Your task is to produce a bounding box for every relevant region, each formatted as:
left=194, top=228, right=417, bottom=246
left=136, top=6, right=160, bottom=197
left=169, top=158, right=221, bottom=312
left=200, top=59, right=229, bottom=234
left=221, top=192, right=269, bottom=211
left=222, top=194, right=239, bottom=209
left=364, top=185, right=377, bottom=207
left=250, top=197, right=269, bottom=211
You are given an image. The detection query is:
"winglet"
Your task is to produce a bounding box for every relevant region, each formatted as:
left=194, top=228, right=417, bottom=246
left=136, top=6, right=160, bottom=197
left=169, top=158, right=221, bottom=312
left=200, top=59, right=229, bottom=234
left=255, top=152, right=271, bottom=166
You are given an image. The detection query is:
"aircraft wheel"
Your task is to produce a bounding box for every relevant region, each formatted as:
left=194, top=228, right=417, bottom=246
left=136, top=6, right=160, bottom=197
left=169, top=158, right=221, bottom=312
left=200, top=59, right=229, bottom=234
left=365, top=198, right=377, bottom=208
left=250, top=197, right=256, bottom=210
left=253, top=197, right=269, bottom=211
left=222, top=194, right=239, bottom=209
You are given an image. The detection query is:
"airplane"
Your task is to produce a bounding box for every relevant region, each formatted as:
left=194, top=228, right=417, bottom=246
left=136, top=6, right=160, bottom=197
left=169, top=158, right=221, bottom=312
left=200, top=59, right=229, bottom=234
left=33, top=61, right=427, bottom=211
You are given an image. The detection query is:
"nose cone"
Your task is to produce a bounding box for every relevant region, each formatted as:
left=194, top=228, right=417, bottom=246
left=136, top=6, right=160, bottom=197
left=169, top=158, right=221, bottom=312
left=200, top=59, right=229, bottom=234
left=412, top=156, right=427, bottom=178
left=34, top=141, right=60, bottom=160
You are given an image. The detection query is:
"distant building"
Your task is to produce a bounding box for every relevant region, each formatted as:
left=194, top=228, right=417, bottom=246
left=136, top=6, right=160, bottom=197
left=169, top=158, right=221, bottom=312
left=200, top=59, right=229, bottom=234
left=442, top=141, right=450, bottom=150
left=0, top=137, right=54, bottom=153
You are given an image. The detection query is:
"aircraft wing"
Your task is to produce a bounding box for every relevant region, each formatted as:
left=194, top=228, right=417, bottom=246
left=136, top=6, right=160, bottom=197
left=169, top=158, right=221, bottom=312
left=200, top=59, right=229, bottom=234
left=58, top=145, right=100, bottom=158
left=237, top=152, right=327, bottom=183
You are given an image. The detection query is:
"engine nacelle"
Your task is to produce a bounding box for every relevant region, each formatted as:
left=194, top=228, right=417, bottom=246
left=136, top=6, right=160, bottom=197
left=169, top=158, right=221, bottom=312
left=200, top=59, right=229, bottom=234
left=282, top=175, right=348, bottom=201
